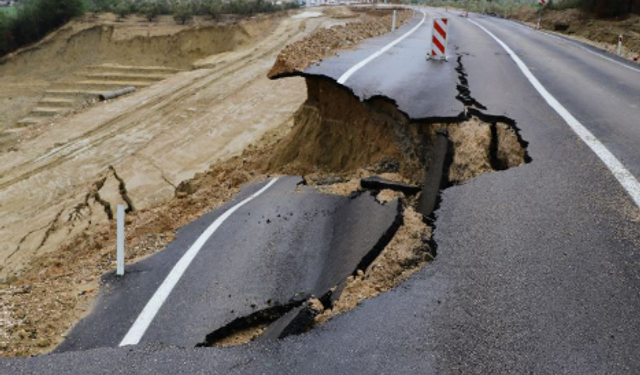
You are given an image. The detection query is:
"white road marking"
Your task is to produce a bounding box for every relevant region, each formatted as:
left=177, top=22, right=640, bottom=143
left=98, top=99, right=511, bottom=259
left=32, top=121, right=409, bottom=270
left=338, top=9, right=427, bottom=84
left=469, top=19, right=640, bottom=208
left=539, top=31, right=640, bottom=74
left=119, top=177, right=281, bottom=346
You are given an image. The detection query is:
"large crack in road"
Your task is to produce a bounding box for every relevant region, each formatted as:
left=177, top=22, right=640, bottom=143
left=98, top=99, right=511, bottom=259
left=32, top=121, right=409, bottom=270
left=45, top=40, right=533, bottom=353
left=185, top=71, right=532, bottom=347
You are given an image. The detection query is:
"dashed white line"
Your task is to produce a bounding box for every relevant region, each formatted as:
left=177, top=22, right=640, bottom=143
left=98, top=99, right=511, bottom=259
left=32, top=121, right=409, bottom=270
left=119, top=177, right=280, bottom=347
left=338, top=9, right=427, bottom=84
left=469, top=19, right=640, bottom=208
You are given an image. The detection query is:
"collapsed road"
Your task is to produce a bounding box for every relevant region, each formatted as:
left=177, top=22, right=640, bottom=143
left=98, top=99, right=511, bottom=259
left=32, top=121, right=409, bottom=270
left=56, top=176, right=403, bottom=351
left=3, top=6, right=640, bottom=375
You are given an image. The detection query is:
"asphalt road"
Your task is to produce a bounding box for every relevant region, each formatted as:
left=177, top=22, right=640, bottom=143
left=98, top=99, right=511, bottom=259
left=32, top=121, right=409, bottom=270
left=56, top=176, right=401, bottom=351
left=3, top=7, right=640, bottom=374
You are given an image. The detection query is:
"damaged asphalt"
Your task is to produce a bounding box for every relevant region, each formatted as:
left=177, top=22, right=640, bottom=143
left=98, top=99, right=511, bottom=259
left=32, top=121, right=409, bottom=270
left=3, top=7, right=640, bottom=375
left=56, top=176, right=402, bottom=351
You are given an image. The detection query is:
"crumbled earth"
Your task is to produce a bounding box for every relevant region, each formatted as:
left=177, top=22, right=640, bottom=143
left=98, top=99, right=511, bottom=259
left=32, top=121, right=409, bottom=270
left=268, top=7, right=412, bottom=77
left=0, top=120, right=290, bottom=357
left=0, top=7, right=423, bottom=358
left=315, top=207, right=432, bottom=325
left=0, top=28, right=530, bottom=356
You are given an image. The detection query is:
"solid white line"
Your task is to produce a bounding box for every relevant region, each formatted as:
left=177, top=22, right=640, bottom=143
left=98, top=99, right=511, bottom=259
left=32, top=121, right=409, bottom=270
left=469, top=19, right=640, bottom=208
left=540, top=31, right=640, bottom=74
left=501, top=18, right=640, bottom=74
left=338, top=9, right=427, bottom=84
left=119, top=177, right=281, bottom=347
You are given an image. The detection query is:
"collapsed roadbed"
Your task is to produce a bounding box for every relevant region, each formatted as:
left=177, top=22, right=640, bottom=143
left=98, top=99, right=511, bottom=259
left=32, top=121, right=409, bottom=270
left=54, top=64, right=531, bottom=350
left=1, top=7, right=532, bottom=356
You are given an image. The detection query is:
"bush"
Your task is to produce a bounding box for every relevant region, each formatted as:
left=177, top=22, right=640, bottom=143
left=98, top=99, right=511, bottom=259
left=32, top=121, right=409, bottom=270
left=141, top=2, right=160, bottom=21
left=209, top=0, right=223, bottom=20
left=173, top=3, right=194, bottom=25
left=580, top=0, right=639, bottom=17
left=0, top=0, right=86, bottom=57
left=91, top=0, right=119, bottom=14
left=0, top=11, right=13, bottom=56
left=114, top=2, right=132, bottom=20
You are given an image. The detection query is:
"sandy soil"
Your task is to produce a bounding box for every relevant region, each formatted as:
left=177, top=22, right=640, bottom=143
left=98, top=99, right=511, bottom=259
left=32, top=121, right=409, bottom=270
left=0, top=13, right=288, bottom=134
left=0, top=7, right=410, bottom=357
left=0, top=13, right=322, bottom=279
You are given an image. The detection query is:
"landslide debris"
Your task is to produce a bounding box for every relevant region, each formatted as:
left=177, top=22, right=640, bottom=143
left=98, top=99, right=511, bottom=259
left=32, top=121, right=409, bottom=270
left=0, top=67, right=530, bottom=357
left=0, top=120, right=291, bottom=357
left=195, top=74, right=531, bottom=346
left=268, top=7, right=412, bottom=78
left=267, top=76, right=529, bottom=187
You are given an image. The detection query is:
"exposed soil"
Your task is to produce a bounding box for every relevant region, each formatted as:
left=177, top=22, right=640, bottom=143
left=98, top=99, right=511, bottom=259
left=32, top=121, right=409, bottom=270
left=0, top=8, right=417, bottom=357
left=511, top=8, right=640, bottom=62
left=0, top=13, right=283, bottom=134
left=0, top=13, right=328, bottom=278
left=268, top=77, right=527, bottom=186
left=268, top=7, right=412, bottom=78
left=195, top=72, right=530, bottom=346
left=315, top=206, right=432, bottom=325
left=0, top=67, right=530, bottom=356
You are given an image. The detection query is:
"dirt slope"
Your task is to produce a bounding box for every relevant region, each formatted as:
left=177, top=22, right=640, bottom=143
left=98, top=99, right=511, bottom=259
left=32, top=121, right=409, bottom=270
left=0, top=13, right=280, bottom=135
left=0, top=6, right=440, bottom=357
left=0, top=13, right=342, bottom=279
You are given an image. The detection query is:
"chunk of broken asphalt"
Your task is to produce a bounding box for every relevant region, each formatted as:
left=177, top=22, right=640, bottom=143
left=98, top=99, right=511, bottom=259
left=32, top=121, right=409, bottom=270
left=361, top=176, right=421, bottom=195
left=259, top=303, right=319, bottom=341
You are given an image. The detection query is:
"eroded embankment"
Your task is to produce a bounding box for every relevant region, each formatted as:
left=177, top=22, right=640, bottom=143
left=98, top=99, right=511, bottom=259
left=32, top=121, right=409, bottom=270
left=197, top=74, right=531, bottom=346
left=268, top=8, right=412, bottom=78
left=0, top=70, right=530, bottom=356
left=0, top=15, right=279, bottom=77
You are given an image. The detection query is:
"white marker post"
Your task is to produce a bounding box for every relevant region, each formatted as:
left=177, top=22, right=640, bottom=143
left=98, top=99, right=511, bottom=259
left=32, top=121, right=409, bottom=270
left=392, top=10, right=396, bottom=31
left=617, top=35, right=623, bottom=56
left=536, top=0, right=546, bottom=30
left=116, top=205, right=125, bottom=276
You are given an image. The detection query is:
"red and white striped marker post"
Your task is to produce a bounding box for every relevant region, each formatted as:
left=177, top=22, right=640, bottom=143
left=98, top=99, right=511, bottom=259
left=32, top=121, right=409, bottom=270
left=428, top=18, right=449, bottom=61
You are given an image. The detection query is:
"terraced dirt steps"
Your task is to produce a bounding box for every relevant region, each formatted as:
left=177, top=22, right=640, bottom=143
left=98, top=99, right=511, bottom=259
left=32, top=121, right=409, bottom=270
left=16, top=64, right=185, bottom=127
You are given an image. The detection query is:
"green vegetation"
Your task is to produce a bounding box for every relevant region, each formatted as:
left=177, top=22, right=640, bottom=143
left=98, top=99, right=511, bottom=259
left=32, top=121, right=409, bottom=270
left=0, top=0, right=85, bottom=57
left=86, top=0, right=299, bottom=20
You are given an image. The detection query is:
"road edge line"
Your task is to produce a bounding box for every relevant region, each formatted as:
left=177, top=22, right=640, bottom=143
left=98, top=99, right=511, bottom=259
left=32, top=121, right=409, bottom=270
left=338, top=9, right=427, bottom=84
left=119, top=177, right=281, bottom=347
left=469, top=19, right=640, bottom=208
left=539, top=31, right=640, bottom=74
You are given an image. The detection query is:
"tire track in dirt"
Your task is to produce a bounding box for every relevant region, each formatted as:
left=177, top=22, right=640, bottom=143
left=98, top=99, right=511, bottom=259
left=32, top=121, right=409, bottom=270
left=0, top=18, right=312, bottom=191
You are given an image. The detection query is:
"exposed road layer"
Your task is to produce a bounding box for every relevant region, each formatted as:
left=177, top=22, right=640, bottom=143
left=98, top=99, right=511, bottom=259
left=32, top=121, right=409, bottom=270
left=55, top=177, right=401, bottom=351
left=3, top=7, right=640, bottom=374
